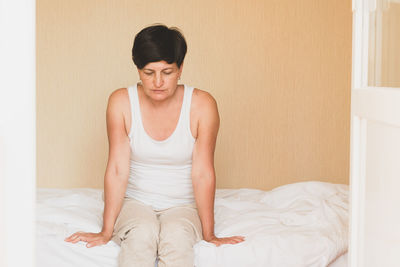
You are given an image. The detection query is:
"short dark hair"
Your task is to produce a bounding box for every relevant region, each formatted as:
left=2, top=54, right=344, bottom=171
left=132, top=24, right=187, bottom=69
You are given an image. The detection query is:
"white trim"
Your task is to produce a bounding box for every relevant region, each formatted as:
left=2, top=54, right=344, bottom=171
left=350, top=0, right=400, bottom=266
left=369, top=0, right=377, bottom=11
left=349, top=116, right=368, bottom=267
left=374, top=8, right=382, bottom=86
left=352, top=87, right=400, bottom=126
left=349, top=115, right=369, bottom=267
left=0, top=0, right=36, bottom=267
left=350, top=1, right=366, bottom=266
left=352, top=0, right=363, bottom=89
left=358, top=118, right=367, bottom=267
left=349, top=115, right=360, bottom=267
left=361, top=1, right=370, bottom=88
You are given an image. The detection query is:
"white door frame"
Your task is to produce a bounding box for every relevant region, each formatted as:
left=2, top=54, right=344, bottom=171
left=0, top=0, right=36, bottom=267
left=350, top=0, right=400, bottom=266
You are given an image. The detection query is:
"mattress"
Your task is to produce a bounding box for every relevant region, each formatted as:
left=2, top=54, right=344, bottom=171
left=36, top=181, right=348, bottom=267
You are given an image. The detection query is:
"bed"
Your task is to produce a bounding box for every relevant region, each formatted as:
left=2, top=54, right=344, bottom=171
left=36, top=181, right=348, bottom=267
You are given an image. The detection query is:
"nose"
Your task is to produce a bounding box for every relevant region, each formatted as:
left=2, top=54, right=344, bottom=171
left=154, top=72, right=163, bottom=88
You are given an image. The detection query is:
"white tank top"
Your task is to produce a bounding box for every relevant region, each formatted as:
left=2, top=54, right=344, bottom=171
left=125, top=83, right=196, bottom=210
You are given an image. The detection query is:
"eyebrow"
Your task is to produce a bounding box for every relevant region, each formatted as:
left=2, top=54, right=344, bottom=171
left=143, top=67, right=174, bottom=71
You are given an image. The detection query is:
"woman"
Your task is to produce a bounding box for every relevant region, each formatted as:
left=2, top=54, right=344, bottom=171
left=65, top=24, right=244, bottom=267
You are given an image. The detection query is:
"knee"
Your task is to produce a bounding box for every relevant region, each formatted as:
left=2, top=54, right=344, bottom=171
left=158, top=221, right=196, bottom=266
left=118, top=221, right=159, bottom=267
left=122, top=219, right=160, bottom=244
left=159, top=220, right=197, bottom=251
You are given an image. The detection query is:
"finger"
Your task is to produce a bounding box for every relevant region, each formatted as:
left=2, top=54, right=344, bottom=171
left=232, top=239, right=243, bottom=244
left=70, top=235, right=81, bottom=240
left=212, top=239, right=233, bottom=246
left=65, top=234, right=79, bottom=242
left=65, top=233, right=77, bottom=240
left=87, top=241, right=99, bottom=248
left=71, top=238, right=80, bottom=244
left=84, top=235, right=103, bottom=244
left=71, top=236, right=85, bottom=244
left=220, top=238, right=241, bottom=245
left=231, top=236, right=245, bottom=242
left=88, top=238, right=107, bottom=248
left=226, top=236, right=244, bottom=243
left=233, top=237, right=245, bottom=242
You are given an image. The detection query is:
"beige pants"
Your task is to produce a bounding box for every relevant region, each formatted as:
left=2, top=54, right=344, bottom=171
left=111, top=198, right=203, bottom=267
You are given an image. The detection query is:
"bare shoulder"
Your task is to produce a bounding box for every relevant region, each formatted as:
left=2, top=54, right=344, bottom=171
left=107, top=88, right=130, bottom=113
left=192, top=88, right=219, bottom=132
left=106, top=88, right=131, bottom=135
left=192, top=88, right=219, bottom=115
left=108, top=88, right=129, bottom=105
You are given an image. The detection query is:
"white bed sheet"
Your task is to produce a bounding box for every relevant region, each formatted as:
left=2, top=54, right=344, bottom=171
left=36, top=181, right=348, bottom=267
left=328, top=253, right=348, bottom=267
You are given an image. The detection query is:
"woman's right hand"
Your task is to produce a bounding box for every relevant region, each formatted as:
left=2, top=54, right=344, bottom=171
left=64, top=231, right=112, bottom=248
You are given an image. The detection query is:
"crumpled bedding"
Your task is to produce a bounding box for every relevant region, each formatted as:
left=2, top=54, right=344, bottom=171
left=194, top=182, right=348, bottom=267
left=36, top=181, right=348, bottom=267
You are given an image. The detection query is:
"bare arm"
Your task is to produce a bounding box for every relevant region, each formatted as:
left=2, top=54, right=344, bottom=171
left=191, top=91, right=245, bottom=246
left=101, top=89, right=131, bottom=236
left=65, top=89, right=130, bottom=247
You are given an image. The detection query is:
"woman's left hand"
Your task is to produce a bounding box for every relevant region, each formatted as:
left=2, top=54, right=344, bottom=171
left=205, top=235, right=245, bottom=246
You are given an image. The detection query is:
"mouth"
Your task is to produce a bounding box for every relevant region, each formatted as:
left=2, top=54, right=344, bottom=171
left=152, top=89, right=165, bottom=93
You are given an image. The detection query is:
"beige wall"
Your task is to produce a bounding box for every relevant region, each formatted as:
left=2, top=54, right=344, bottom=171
left=37, top=0, right=352, bottom=190
left=381, top=3, right=400, bottom=87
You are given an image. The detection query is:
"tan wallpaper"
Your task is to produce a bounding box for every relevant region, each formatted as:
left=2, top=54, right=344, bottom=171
left=37, top=0, right=352, bottom=190
left=381, top=3, right=400, bottom=87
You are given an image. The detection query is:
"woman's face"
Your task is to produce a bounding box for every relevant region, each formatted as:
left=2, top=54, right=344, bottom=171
left=138, top=60, right=183, bottom=101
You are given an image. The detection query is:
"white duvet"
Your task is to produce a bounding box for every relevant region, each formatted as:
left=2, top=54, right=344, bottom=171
left=36, top=181, right=348, bottom=267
